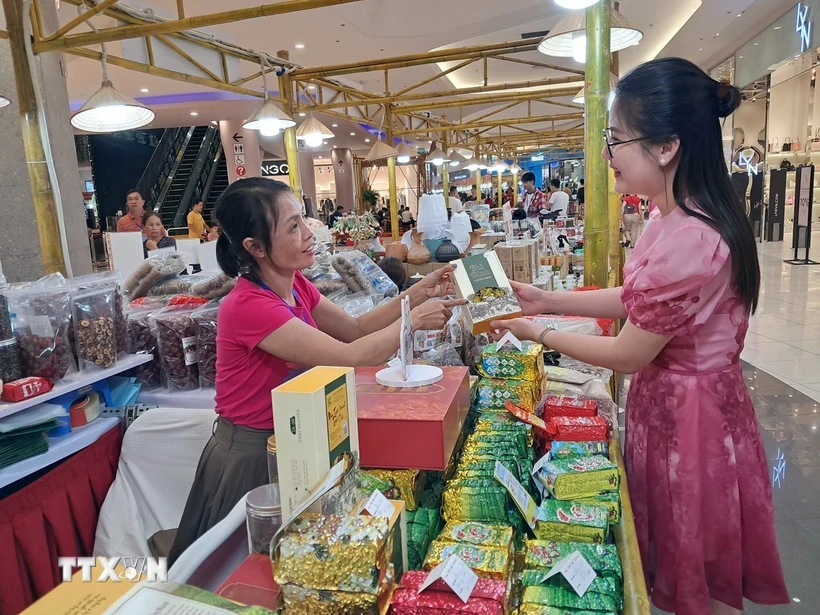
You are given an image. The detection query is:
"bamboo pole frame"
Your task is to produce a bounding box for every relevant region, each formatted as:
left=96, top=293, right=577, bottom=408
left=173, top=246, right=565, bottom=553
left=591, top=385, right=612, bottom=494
left=393, top=87, right=579, bottom=115
left=393, top=113, right=583, bottom=137
left=39, top=0, right=120, bottom=42
left=34, top=0, right=366, bottom=52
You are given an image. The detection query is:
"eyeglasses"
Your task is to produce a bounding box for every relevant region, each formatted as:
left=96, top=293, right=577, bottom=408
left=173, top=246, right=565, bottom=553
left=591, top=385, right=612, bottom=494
left=603, top=128, right=653, bottom=158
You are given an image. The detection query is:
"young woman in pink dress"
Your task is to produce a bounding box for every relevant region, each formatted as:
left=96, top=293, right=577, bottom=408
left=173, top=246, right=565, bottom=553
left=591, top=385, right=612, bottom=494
left=490, top=57, right=789, bottom=615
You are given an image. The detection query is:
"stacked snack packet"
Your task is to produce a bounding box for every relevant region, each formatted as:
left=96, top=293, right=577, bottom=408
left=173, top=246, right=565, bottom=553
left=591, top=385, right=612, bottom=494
left=475, top=340, right=545, bottom=413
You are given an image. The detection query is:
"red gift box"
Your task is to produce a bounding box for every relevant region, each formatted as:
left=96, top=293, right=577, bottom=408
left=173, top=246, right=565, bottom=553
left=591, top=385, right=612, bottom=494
left=391, top=570, right=506, bottom=615
left=543, top=395, right=598, bottom=419
left=549, top=416, right=609, bottom=441
left=214, top=553, right=281, bottom=612
left=355, top=366, right=470, bottom=471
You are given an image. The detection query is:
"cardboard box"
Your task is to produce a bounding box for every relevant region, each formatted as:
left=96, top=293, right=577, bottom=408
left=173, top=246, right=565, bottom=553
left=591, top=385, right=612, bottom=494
left=451, top=252, right=523, bottom=334
left=273, top=366, right=359, bottom=518
left=355, top=366, right=470, bottom=470
left=21, top=565, right=134, bottom=615
left=494, top=240, right=537, bottom=284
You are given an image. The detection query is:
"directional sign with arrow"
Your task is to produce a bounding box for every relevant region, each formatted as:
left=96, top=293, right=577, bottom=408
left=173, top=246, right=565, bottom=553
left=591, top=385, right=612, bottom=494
left=233, top=132, right=243, bottom=142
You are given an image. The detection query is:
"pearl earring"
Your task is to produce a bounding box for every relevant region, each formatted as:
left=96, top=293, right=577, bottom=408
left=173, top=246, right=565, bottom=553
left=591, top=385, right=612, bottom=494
left=660, top=159, right=666, bottom=165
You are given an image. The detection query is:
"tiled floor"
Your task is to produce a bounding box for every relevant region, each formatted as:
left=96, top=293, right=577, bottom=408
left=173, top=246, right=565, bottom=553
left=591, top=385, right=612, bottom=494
left=641, top=231, right=820, bottom=613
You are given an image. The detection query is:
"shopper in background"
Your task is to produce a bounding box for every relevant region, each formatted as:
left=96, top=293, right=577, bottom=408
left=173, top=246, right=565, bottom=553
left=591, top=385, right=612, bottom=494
left=521, top=171, right=546, bottom=218
left=400, top=206, right=415, bottom=232
left=621, top=194, right=643, bottom=247
left=187, top=201, right=209, bottom=241
left=169, top=177, right=464, bottom=565
left=448, top=185, right=464, bottom=214
left=116, top=189, right=146, bottom=233
left=546, top=178, right=569, bottom=217
left=328, top=204, right=345, bottom=229
left=378, top=256, right=408, bottom=292
left=142, top=212, right=176, bottom=256
left=576, top=178, right=585, bottom=208
left=470, top=185, right=478, bottom=201
left=488, top=57, right=787, bottom=615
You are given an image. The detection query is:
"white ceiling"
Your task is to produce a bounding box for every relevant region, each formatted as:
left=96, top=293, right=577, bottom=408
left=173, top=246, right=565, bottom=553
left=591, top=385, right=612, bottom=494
left=52, top=0, right=797, bottom=158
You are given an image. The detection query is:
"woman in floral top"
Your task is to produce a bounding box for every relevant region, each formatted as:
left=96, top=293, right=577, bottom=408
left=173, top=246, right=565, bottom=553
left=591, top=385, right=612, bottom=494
left=490, top=58, right=788, bottom=615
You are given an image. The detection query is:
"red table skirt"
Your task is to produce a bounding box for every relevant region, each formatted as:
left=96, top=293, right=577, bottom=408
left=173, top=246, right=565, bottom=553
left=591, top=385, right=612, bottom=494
left=0, top=426, right=122, bottom=615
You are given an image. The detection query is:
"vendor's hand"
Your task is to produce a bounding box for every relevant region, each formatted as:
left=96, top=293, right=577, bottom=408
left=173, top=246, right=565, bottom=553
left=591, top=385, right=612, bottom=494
left=145, top=239, right=158, bottom=251
left=510, top=280, right=552, bottom=316
left=411, top=298, right=465, bottom=331
left=488, top=318, right=543, bottom=342
left=409, top=265, right=457, bottom=304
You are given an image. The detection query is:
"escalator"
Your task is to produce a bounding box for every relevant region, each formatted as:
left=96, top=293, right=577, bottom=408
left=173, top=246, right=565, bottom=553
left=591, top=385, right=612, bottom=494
left=203, top=154, right=229, bottom=225
left=159, top=126, right=209, bottom=228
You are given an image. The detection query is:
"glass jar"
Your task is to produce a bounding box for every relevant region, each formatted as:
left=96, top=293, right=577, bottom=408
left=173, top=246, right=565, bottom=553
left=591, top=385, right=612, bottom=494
left=267, top=435, right=278, bottom=486
left=246, top=483, right=282, bottom=555
left=0, top=337, right=22, bottom=383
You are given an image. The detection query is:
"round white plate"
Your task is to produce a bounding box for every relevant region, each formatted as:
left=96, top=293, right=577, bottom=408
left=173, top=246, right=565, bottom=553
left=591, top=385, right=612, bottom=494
left=375, top=365, right=443, bottom=388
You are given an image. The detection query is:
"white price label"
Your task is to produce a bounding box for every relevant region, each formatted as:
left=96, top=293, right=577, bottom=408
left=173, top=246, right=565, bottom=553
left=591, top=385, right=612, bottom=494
left=543, top=551, right=597, bottom=597
left=494, top=461, right=538, bottom=529
left=361, top=489, right=395, bottom=519
left=418, top=555, right=478, bottom=604
left=182, top=336, right=199, bottom=365
left=497, top=331, right=522, bottom=351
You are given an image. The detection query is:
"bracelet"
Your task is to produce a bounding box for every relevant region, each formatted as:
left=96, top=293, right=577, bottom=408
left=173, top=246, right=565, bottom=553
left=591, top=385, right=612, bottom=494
left=538, top=327, right=556, bottom=348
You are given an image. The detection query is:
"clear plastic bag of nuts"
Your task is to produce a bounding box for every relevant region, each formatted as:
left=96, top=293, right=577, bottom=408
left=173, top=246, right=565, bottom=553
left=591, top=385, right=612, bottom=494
left=73, top=287, right=118, bottom=370
left=71, top=271, right=128, bottom=358
left=150, top=305, right=200, bottom=391
left=4, top=286, right=76, bottom=382
left=192, top=300, right=220, bottom=388
left=125, top=307, right=163, bottom=389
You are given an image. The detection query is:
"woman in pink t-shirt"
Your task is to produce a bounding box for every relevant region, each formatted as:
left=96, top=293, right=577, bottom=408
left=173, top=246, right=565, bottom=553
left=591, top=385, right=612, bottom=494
left=170, top=178, right=462, bottom=563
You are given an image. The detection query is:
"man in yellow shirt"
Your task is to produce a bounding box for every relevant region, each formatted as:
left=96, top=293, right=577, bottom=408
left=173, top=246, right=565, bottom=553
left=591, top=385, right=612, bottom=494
left=187, top=201, right=209, bottom=241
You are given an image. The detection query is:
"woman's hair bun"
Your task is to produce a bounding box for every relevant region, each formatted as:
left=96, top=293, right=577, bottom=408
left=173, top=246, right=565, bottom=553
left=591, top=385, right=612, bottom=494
left=716, top=81, right=742, bottom=118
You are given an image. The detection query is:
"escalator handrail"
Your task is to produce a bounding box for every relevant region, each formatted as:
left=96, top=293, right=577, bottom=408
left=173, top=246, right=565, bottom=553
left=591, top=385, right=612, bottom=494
left=136, top=127, right=184, bottom=210
left=200, top=143, right=224, bottom=210
left=153, top=126, right=197, bottom=214
left=173, top=126, right=220, bottom=227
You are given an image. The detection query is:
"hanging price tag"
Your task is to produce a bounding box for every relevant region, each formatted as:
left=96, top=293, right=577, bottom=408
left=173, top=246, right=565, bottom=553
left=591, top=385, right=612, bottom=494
left=497, top=331, right=522, bottom=352
left=418, top=555, right=478, bottom=604
left=360, top=489, right=395, bottom=519
left=542, top=551, right=597, bottom=597
left=494, top=461, right=538, bottom=529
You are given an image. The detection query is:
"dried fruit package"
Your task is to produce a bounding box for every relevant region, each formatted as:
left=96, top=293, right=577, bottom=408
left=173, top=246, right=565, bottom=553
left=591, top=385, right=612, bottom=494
left=192, top=301, right=219, bottom=388
left=5, top=287, right=75, bottom=382
left=126, top=307, right=163, bottom=388
left=151, top=306, right=200, bottom=391
left=71, top=271, right=128, bottom=358
left=73, top=287, right=118, bottom=370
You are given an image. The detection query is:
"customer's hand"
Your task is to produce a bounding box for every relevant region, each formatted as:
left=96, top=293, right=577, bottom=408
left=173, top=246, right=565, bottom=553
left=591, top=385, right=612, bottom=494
left=145, top=239, right=158, bottom=251
left=488, top=318, right=542, bottom=342
left=409, top=265, right=457, bottom=304
left=411, top=298, right=466, bottom=331
left=510, top=281, right=551, bottom=316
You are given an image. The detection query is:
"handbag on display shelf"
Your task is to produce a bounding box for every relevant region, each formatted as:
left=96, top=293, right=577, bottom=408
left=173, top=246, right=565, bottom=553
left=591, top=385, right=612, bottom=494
left=812, top=129, right=820, bottom=151
left=782, top=137, right=792, bottom=152
left=780, top=159, right=795, bottom=170
left=786, top=193, right=795, bottom=205
left=793, top=138, right=802, bottom=152
left=769, top=137, right=780, bottom=153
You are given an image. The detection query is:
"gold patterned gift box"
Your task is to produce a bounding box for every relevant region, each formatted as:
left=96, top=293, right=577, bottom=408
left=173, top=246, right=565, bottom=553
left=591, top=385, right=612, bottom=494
left=478, top=340, right=544, bottom=382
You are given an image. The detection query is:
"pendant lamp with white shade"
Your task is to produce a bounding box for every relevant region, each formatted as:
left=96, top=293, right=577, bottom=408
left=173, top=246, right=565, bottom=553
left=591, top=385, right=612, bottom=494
left=425, top=145, right=450, bottom=166
left=365, top=135, right=399, bottom=161
left=538, top=10, right=643, bottom=63
left=71, top=53, right=154, bottom=132
left=296, top=116, right=334, bottom=147
left=0, top=94, right=11, bottom=109
left=244, top=55, right=296, bottom=136
left=448, top=150, right=468, bottom=167
left=396, top=141, right=418, bottom=164
left=554, top=0, right=601, bottom=8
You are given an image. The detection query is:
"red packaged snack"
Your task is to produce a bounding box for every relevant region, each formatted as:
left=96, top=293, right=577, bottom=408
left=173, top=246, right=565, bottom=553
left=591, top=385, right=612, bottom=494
left=391, top=570, right=506, bottom=615
left=543, top=395, right=598, bottom=419
left=549, top=416, right=609, bottom=442
left=2, top=376, right=54, bottom=402
left=168, top=294, right=209, bottom=307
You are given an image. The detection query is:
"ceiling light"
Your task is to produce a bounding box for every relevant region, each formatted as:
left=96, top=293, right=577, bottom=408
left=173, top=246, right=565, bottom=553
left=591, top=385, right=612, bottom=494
left=426, top=145, right=450, bottom=166
left=295, top=43, right=305, bottom=49
left=428, top=140, right=433, bottom=144
left=715, top=33, right=719, bottom=36
left=754, top=42, right=759, bottom=45
left=739, top=55, right=744, bottom=59
left=350, top=132, right=356, bottom=136
left=538, top=10, right=642, bottom=61
left=510, top=163, right=523, bottom=173
left=299, top=112, right=306, bottom=117
left=699, top=48, right=703, bottom=51
left=190, top=111, right=198, bottom=116
left=307, top=84, right=316, bottom=90
left=554, top=0, right=600, bottom=8
left=364, top=138, right=399, bottom=162
left=243, top=99, right=296, bottom=137
left=773, top=26, right=781, bottom=30
left=448, top=150, right=468, bottom=167
left=140, top=88, right=149, bottom=93
left=396, top=142, right=417, bottom=164
left=71, top=56, right=155, bottom=133
left=365, top=138, right=371, bottom=143
left=332, top=123, right=338, bottom=127
left=737, top=13, right=742, bottom=17
left=296, top=115, right=335, bottom=148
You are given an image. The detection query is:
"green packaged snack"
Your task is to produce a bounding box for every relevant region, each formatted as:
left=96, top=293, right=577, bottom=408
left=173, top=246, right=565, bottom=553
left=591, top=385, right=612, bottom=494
left=575, top=492, right=621, bottom=525
left=475, top=413, right=534, bottom=446
left=535, top=455, right=620, bottom=500
left=520, top=570, right=621, bottom=607
left=477, top=377, right=541, bottom=413
left=549, top=440, right=609, bottom=458
left=442, top=483, right=511, bottom=524
left=524, top=541, right=622, bottom=582
left=478, top=340, right=544, bottom=381
left=438, top=521, right=514, bottom=549
left=534, top=501, right=608, bottom=544
left=521, top=585, right=618, bottom=613
left=424, top=541, right=511, bottom=580
left=465, top=432, right=528, bottom=458
left=361, top=469, right=424, bottom=512
left=517, top=604, right=617, bottom=615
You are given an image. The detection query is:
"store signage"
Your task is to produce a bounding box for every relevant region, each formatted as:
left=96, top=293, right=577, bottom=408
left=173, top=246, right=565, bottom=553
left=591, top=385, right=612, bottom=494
left=797, top=3, right=812, bottom=52
left=738, top=150, right=758, bottom=176
left=793, top=164, right=813, bottom=250
left=766, top=169, right=787, bottom=242
left=450, top=170, right=471, bottom=180
left=749, top=173, right=763, bottom=239
left=261, top=160, right=290, bottom=176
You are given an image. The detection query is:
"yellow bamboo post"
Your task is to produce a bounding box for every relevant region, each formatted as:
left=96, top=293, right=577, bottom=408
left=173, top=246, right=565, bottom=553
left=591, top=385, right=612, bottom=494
left=277, top=57, right=301, bottom=199
left=2, top=0, right=66, bottom=275
left=497, top=166, right=503, bottom=208
left=441, top=137, right=450, bottom=206
left=475, top=169, right=482, bottom=200
left=584, top=0, right=611, bottom=288
left=385, top=105, right=399, bottom=241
